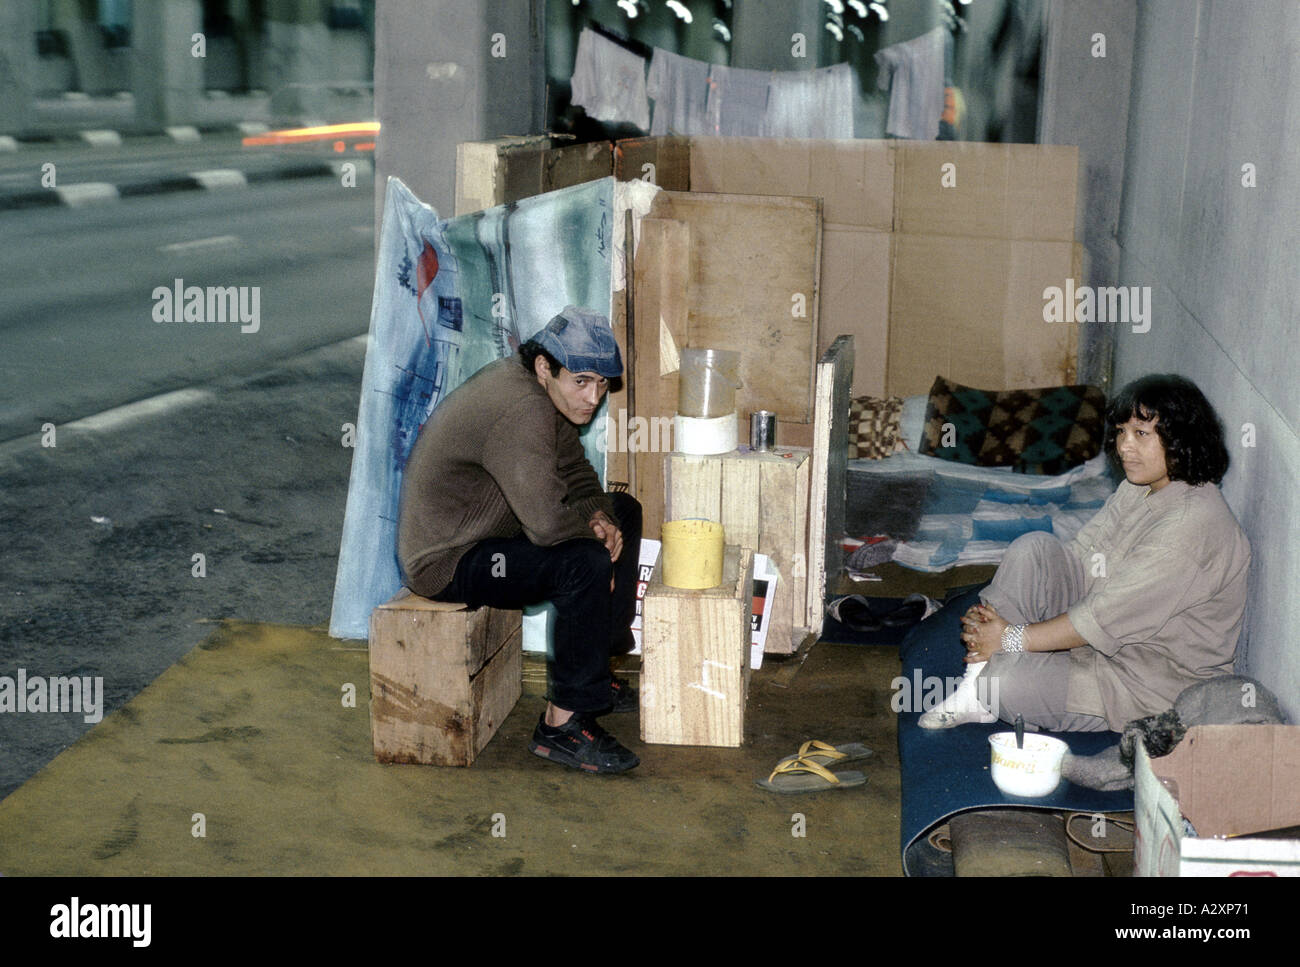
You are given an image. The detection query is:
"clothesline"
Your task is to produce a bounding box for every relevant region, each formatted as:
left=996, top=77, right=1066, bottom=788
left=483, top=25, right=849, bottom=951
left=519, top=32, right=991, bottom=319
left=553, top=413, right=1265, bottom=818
left=568, top=25, right=953, bottom=141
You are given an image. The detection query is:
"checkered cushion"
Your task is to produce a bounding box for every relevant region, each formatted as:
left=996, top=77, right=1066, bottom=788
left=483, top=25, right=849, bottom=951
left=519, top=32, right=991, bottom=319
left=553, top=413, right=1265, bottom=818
left=919, top=376, right=1106, bottom=475
left=848, top=395, right=906, bottom=460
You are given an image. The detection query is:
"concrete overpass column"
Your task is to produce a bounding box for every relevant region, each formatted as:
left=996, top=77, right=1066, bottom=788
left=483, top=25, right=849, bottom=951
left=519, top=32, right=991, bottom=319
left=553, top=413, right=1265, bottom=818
left=132, top=0, right=203, bottom=130
left=0, top=2, right=37, bottom=134
left=265, top=0, right=331, bottom=122
left=730, top=0, right=828, bottom=68
left=374, top=0, right=545, bottom=219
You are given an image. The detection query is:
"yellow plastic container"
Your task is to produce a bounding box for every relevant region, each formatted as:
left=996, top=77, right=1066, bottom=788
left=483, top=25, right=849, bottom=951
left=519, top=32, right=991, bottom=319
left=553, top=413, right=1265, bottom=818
left=660, top=519, right=725, bottom=589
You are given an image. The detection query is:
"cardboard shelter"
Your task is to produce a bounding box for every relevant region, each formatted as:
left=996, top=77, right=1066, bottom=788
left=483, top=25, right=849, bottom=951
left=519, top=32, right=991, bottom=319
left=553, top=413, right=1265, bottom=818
left=452, top=133, right=1081, bottom=650
left=454, top=134, right=1083, bottom=401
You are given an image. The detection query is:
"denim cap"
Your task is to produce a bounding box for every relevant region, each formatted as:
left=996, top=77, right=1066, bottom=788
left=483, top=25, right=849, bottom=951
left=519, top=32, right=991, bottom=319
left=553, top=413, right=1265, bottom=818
left=534, top=306, right=622, bottom=378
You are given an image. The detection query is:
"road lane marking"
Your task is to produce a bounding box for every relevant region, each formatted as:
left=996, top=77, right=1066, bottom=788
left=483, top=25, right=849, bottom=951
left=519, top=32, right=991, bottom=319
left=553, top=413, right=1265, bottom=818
left=64, top=389, right=215, bottom=434
left=0, top=333, right=367, bottom=465
left=160, top=235, right=241, bottom=253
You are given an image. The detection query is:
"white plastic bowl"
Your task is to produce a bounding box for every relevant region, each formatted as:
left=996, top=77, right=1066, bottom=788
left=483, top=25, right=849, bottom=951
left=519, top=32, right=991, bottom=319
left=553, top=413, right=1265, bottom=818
left=988, top=732, right=1068, bottom=797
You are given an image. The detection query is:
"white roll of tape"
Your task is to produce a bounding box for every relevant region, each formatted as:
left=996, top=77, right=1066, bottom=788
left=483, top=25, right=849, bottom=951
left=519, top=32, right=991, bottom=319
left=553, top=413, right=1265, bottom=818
left=673, top=412, right=738, bottom=455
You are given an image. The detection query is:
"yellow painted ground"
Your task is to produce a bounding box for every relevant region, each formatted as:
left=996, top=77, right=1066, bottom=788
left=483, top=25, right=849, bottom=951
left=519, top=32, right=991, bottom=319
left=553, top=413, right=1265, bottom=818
left=0, top=621, right=903, bottom=876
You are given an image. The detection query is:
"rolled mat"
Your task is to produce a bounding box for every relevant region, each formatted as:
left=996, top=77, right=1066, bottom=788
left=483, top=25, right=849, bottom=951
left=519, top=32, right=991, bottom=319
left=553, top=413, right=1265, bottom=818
left=897, top=587, right=1134, bottom=876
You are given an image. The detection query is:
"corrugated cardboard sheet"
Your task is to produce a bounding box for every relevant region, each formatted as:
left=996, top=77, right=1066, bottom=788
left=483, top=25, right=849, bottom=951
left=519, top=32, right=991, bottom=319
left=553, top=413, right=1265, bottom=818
left=454, top=135, right=1083, bottom=400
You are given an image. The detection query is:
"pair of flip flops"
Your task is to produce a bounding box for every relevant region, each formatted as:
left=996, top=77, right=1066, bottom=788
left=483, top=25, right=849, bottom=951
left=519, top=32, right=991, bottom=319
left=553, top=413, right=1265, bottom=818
left=755, top=740, right=874, bottom=794
left=826, top=593, right=939, bottom=633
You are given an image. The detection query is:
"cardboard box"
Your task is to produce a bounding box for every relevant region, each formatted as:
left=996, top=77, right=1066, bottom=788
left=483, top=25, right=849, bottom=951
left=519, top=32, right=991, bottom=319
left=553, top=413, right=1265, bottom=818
left=641, top=544, right=753, bottom=747
left=1134, top=725, right=1300, bottom=876
left=454, top=134, right=1083, bottom=400
left=454, top=136, right=612, bottom=216
left=887, top=233, right=1082, bottom=397
left=687, top=136, right=895, bottom=231
left=893, top=142, right=1079, bottom=241
left=645, top=189, right=822, bottom=423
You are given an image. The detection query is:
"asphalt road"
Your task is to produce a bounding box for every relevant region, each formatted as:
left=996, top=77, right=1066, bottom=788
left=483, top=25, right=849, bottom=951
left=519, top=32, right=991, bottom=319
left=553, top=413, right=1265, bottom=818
left=0, top=165, right=375, bottom=800
left=1, top=174, right=375, bottom=443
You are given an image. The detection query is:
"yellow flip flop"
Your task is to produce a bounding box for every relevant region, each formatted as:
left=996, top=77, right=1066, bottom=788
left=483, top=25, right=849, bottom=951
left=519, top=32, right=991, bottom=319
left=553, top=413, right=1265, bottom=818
left=755, top=755, right=868, bottom=794
left=777, top=739, right=873, bottom=767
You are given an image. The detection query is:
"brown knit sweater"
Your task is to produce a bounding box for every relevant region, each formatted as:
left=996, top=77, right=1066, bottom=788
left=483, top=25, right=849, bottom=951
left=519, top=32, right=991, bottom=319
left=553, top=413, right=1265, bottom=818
left=396, top=357, right=616, bottom=597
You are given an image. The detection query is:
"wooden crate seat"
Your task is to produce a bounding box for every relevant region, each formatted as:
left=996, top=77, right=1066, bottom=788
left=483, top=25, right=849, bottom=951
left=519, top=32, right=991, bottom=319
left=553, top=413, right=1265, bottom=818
left=368, top=589, right=522, bottom=766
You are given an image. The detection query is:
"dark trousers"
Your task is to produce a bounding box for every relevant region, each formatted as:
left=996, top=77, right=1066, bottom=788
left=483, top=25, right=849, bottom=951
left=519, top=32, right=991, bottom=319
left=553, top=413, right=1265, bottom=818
left=432, top=493, right=642, bottom=713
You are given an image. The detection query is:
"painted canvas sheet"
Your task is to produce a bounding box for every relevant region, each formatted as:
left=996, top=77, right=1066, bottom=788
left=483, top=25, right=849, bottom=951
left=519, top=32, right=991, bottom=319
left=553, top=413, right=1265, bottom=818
left=330, top=176, right=615, bottom=639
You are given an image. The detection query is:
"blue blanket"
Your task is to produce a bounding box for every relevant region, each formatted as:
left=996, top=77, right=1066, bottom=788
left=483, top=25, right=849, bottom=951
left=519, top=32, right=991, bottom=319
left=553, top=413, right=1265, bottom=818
left=847, top=452, right=1116, bottom=573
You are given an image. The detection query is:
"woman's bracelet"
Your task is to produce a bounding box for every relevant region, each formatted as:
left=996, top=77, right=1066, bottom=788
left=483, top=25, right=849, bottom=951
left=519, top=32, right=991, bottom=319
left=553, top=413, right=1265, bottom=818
left=1000, top=623, right=1028, bottom=654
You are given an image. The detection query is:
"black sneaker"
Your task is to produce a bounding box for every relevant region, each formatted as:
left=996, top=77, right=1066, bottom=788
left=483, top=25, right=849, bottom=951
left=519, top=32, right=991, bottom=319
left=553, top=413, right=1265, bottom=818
left=607, top=675, right=638, bottom=713
left=529, top=713, right=640, bottom=774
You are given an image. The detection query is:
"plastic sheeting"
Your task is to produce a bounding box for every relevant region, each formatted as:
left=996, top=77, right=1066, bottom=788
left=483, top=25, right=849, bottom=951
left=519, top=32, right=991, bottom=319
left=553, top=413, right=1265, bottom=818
left=329, top=176, right=615, bottom=639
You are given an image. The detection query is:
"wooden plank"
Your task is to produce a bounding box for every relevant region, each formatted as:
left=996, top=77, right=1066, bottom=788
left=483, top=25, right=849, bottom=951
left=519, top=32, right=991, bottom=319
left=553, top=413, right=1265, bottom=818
left=646, top=191, right=822, bottom=423
left=641, top=545, right=753, bottom=747
left=757, top=452, right=809, bottom=654
left=793, top=452, right=811, bottom=631
left=632, top=217, right=691, bottom=540
left=605, top=285, right=630, bottom=486
left=468, top=625, right=523, bottom=762
left=807, top=336, right=854, bottom=638
left=664, top=449, right=810, bottom=654
left=721, top=458, right=762, bottom=549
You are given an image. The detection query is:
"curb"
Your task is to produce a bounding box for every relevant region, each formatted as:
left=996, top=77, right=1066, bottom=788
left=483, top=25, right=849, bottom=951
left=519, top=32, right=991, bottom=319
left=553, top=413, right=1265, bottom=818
left=0, top=121, right=271, bottom=150
left=0, top=158, right=371, bottom=211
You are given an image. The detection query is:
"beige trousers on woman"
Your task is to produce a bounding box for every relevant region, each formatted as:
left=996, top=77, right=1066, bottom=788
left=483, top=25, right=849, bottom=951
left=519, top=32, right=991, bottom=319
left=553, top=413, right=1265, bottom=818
left=977, top=531, right=1111, bottom=732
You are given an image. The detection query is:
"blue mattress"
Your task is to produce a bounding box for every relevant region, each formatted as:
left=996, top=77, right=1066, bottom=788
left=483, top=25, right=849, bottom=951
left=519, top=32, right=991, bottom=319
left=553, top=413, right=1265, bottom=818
left=897, top=587, right=1134, bottom=876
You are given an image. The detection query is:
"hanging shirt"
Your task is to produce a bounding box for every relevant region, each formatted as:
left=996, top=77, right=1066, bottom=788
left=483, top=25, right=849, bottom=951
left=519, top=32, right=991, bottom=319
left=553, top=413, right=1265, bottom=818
left=646, top=47, right=712, bottom=136
left=570, top=27, right=650, bottom=130
left=764, top=62, right=855, bottom=139
left=704, top=63, right=771, bottom=136
left=874, top=26, right=948, bottom=140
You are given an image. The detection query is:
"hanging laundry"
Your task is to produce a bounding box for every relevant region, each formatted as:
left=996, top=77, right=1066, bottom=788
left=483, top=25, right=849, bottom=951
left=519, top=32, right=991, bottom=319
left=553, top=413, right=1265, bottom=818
left=704, top=63, right=771, bottom=136
left=570, top=26, right=650, bottom=130
left=764, top=62, right=855, bottom=139
left=874, top=26, right=948, bottom=140
left=646, top=47, right=712, bottom=136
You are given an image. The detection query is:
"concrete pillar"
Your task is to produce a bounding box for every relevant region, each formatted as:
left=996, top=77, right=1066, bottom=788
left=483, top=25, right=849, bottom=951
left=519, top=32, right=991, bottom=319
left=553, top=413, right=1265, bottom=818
left=731, top=0, right=828, bottom=69
left=265, top=0, right=332, bottom=121
left=1038, top=0, right=1137, bottom=388
left=0, top=2, right=37, bottom=133
left=132, top=0, right=203, bottom=130
left=375, top=0, right=545, bottom=220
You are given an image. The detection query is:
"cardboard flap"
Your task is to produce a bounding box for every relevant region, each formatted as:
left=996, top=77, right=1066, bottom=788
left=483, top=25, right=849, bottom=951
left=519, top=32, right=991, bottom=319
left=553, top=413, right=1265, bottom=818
left=1153, top=725, right=1300, bottom=838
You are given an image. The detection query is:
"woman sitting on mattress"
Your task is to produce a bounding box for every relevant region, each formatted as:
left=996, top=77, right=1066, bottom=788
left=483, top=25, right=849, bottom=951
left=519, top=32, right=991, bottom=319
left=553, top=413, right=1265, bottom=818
left=919, top=374, right=1250, bottom=733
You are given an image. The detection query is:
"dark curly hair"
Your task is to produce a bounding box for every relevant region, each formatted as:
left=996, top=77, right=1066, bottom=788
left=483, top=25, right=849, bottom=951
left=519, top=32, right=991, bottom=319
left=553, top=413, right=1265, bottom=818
left=518, top=339, right=562, bottom=377
left=1103, top=374, right=1230, bottom=485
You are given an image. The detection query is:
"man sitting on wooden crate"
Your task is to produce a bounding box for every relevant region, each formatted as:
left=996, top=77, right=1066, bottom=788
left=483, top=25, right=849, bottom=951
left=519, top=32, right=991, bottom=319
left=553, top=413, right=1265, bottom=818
left=396, top=306, right=642, bottom=774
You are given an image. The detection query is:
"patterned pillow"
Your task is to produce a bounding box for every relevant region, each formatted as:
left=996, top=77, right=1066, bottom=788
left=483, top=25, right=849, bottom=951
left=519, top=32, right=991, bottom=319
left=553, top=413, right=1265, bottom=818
left=919, top=376, right=1106, bottom=475
left=848, top=395, right=906, bottom=459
